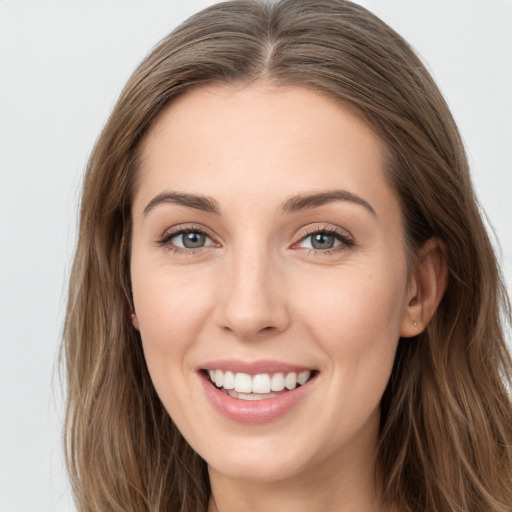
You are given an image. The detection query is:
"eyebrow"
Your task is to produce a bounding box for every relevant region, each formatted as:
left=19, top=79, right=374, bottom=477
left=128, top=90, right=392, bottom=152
left=281, top=190, right=376, bottom=216
left=143, top=192, right=220, bottom=215
left=143, top=189, right=376, bottom=217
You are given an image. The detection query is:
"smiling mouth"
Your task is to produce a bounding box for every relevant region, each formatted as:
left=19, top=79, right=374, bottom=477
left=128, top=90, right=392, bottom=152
left=204, top=369, right=318, bottom=401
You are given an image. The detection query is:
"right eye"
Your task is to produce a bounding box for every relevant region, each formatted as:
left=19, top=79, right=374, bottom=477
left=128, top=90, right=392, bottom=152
left=165, top=229, right=215, bottom=249
left=156, top=224, right=218, bottom=254
left=298, top=231, right=343, bottom=251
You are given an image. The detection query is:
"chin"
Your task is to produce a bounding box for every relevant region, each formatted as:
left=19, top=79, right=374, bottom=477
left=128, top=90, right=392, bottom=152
left=205, top=448, right=311, bottom=483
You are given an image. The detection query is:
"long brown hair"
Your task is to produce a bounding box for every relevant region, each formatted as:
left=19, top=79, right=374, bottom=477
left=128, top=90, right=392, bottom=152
left=63, top=1, right=512, bottom=510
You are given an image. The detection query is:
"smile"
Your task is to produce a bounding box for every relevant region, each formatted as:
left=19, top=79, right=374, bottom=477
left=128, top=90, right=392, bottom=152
left=199, top=363, right=318, bottom=424
left=207, top=369, right=314, bottom=400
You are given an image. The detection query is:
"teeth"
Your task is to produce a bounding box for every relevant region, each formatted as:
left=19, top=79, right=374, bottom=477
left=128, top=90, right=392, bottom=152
left=271, top=372, right=285, bottom=391
left=223, top=371, right=235, bottom=390
left=297, top=370, right=310, bottom=385
left=227, top=390, right=277, bottom=401
left=284, top=372, right=297, bottom=390
left=206, top=369, right=312, bottom=395
left=234, top=372, right=252, bottom=393
left=252, top=374, right=271, bottom=394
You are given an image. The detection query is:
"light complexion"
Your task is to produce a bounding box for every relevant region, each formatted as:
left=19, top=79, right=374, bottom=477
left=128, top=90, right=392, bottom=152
left=130, top=83, right=446, bottom=512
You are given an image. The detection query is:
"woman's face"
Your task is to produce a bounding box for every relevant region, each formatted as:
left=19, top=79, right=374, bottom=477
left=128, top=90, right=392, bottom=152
left=130, top=84, right=415, bottom=483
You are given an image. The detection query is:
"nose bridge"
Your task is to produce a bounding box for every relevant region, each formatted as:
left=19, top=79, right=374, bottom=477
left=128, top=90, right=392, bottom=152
left=216, top=236, right=288, bottom=338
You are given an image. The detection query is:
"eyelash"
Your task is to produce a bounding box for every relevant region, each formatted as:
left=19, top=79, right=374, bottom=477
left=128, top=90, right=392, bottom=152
left=296, top=226, right=355, bottom=255
left=156, top=224, right=217, bottom=255
left=156, top=225, right=355, bottom=256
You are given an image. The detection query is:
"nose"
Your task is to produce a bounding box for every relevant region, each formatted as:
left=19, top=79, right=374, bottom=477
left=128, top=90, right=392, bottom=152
left=214, top=245, right=290, bottom=340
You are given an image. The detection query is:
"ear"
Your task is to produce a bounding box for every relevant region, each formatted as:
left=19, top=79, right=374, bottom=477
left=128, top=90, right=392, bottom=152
left=400, top=238, right=448, bottom=338
left=131, top=311, right=140, bottom=330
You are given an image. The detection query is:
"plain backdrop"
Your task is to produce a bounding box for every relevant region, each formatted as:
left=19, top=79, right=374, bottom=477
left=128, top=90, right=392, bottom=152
left=1, top=1, right=511, bottom=510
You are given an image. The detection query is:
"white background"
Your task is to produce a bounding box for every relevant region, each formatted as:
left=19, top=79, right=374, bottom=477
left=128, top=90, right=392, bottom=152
left=0, top=1, right=510, bottom=510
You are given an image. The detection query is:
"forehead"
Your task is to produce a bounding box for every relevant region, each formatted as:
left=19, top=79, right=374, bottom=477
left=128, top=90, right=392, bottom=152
left=135, top=83, right=396, bottom=219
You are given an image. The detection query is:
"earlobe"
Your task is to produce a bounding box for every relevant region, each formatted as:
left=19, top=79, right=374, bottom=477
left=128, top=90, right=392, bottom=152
left=131, top=311, right=140, bottom=330
left=400, top=238, right=448, bottom=338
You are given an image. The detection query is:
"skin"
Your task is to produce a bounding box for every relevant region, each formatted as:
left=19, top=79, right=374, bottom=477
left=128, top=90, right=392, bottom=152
left=130, top=83, right=446, bottom=512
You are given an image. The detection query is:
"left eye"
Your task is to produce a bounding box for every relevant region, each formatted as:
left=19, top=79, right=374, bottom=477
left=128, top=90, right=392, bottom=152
left=298, top=231, right=344, bottom=250
left=169, top=230, right=214, bottom=249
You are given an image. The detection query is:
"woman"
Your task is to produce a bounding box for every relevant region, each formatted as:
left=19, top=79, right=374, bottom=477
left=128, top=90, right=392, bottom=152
left=63, top=1, right=512, bottom=511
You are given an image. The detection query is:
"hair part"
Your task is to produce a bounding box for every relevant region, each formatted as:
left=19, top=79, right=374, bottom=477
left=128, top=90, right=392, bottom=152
left=63, top=1, right=512, bottom=511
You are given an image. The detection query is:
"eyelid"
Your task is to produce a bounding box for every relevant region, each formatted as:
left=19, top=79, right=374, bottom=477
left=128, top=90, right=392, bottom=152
left=156, top=223, right=219, bottom=251
left=155, top=222, right=354, bottom=255
left=293, top=224, right=355, bottom=252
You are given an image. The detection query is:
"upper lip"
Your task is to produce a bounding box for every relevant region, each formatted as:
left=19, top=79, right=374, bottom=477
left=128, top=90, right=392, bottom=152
left=199, top=359, right=317, bottom=375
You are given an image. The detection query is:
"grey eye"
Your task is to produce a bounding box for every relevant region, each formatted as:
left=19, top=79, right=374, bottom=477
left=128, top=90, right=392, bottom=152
left=299, top=232, right=341, bottom=250
left=171, top=231, right=212, bottom=249
left=311, top=233, right=336, bottom=249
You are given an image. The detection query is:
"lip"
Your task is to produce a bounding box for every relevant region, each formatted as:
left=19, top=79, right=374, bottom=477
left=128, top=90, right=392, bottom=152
left=198, top=360, right=318, bottom=425
left=199, top=358, right=315, bottom=375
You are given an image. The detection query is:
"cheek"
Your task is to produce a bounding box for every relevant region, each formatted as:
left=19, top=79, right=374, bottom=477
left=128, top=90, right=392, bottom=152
left=297, top=267, right=406, bottom=440
left=131, top=265, right=216, bottom=431
left=133, top=257, right=210, bottom=328
left=131, top=260, right=215, bottom=381
left=294, top=260, right=407, bottom=391
left=297, top=261, right=407, bottom=338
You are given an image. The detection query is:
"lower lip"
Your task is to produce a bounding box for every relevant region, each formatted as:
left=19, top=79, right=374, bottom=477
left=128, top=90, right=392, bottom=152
left=200, top=373, right=317, bottom=425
